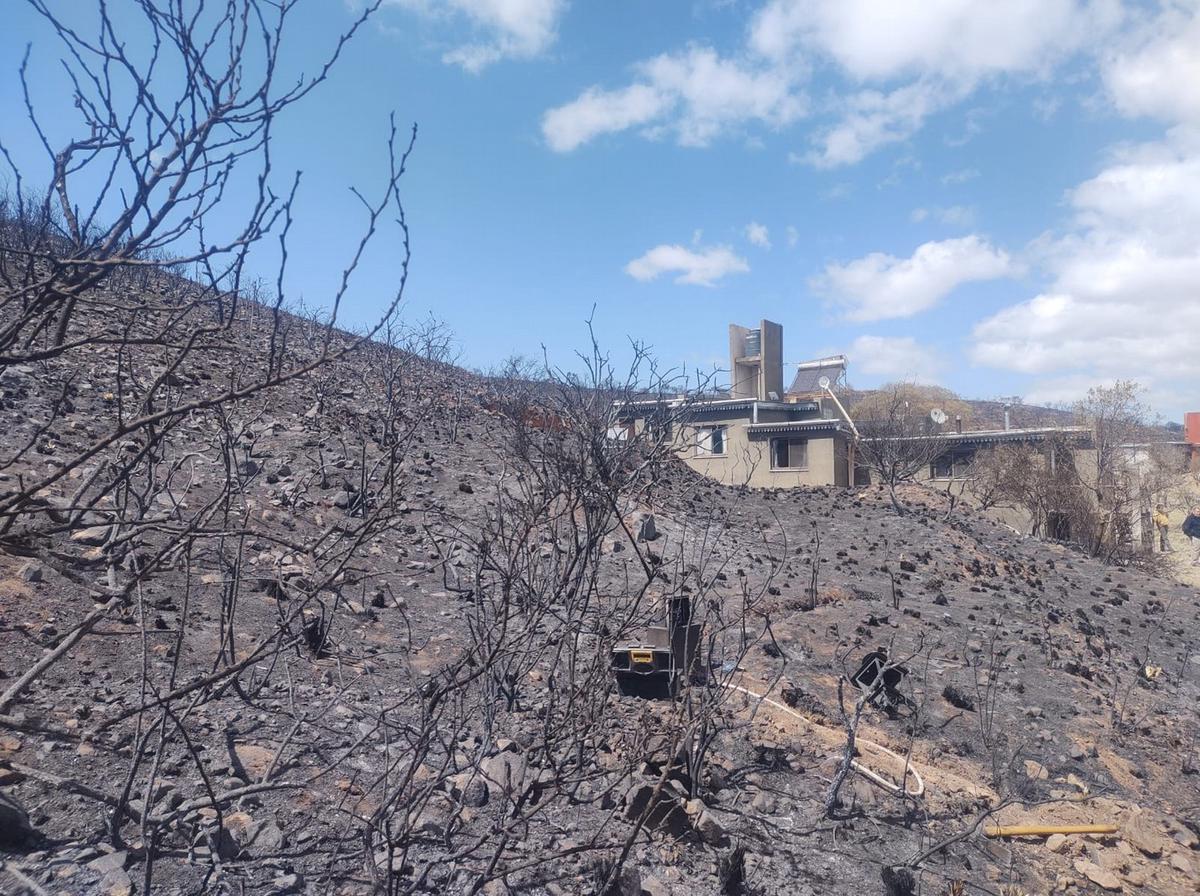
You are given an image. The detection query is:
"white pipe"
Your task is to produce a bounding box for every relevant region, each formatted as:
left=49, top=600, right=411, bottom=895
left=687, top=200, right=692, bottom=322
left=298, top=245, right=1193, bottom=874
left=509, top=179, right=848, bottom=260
left=823, top=385, right=860, bottom=441
left=726, top=683, right=925, bottom=798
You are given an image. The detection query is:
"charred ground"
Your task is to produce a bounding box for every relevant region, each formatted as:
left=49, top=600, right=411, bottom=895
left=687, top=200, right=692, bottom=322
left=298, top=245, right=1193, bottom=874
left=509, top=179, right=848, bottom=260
left=0, top=281, right=1197, bottom=896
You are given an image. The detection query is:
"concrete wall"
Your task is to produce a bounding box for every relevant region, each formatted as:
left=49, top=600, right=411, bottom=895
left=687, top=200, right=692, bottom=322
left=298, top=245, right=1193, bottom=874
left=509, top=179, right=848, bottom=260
left=680, top=421, right=848, bottom=488
left=728, top=324, right=753, bottom=399
left=760, top=320, right=783, bottom=401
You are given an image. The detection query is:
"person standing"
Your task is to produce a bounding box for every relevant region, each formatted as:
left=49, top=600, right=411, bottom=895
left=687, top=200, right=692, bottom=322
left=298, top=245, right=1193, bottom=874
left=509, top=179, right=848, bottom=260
left=1153, top=504, right=1172, bottom=553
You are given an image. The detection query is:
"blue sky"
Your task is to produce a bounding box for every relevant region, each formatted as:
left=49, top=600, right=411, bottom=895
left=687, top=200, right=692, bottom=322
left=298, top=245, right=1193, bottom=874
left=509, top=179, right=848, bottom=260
left=3, top=1, right=1198, bottom=418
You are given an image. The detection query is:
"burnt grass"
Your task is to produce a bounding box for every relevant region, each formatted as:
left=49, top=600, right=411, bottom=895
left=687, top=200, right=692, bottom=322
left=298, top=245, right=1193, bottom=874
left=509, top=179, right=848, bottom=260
left=0, top=295, right=1198, bottom=896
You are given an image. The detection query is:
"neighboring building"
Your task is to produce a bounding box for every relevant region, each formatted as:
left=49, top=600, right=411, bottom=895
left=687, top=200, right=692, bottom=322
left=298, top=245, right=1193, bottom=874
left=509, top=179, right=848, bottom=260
left=917, top=425, right=1094, bottom=485
left=619, top=320, right=1196, bottom=508
left=619, top=321, right=855, bottom=488
left=1187, top=412, right=1200, bottom=471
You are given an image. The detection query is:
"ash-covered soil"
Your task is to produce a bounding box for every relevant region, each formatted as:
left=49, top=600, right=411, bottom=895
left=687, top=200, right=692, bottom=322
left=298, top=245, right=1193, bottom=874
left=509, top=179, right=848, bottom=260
left=0, top=289, right=1198, bottom=896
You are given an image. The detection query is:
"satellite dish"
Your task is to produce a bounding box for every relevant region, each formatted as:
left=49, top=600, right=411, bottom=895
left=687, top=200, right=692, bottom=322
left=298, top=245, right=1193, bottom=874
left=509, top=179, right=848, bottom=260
left=930, top=408, right=948, bottom=425
left=817, top=375, right=831, bottom=390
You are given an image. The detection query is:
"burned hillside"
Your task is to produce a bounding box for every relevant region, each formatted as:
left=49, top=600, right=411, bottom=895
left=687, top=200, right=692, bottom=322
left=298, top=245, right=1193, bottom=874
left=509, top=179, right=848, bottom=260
left=0, top=265, right=1198, bottom=896
left=1, top=3, right=1198, bottom=894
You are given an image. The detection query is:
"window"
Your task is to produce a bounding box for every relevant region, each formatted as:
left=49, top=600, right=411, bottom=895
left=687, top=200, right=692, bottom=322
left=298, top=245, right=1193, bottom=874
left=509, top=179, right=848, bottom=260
left=645, top=416, right=673, bottom=441
left=931, top=454, right=955, bottom=480
left=771, top=437, right=808, bottom=470
left=695, top=426, right=726, bottom=456
left=930, top=450, right=976, bottom=480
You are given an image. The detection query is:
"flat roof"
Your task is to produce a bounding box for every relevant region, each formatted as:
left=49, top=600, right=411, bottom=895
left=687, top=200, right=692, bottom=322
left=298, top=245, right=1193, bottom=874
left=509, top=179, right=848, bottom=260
left=616, top=397, right=819, bottom=414
left=746, top=419, right=850, bottom=435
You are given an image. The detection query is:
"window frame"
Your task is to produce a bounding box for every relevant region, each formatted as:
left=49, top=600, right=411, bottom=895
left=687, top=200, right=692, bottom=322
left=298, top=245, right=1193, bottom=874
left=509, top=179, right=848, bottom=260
left=930, top=453, right=955, bottom=480
left=694, top=425, right=727, bottom=457
left=769, top=437, right=809, bottom=471
left=930, top=449, right=976, bottom=480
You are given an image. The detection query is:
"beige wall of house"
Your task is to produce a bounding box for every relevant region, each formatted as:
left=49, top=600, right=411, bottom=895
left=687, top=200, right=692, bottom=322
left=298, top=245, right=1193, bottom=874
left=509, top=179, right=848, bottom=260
left=679, top=421, right=849, bottom=488
left=917, top=445, right=1102, bottom=536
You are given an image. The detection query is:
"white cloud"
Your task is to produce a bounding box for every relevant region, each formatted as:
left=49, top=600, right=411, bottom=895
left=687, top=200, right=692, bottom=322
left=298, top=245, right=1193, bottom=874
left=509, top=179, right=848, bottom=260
left=756, top=0, right=1118, bottom=166
left=848, top=335, right=942, bottom=383
left=941, top=167, right=981, bottom=185
left=971, top=131, right=1200, bottom=415
left=542, top=1, right=1118, bottom=163
left=786, top=225, right=799, bottom=248
left=624, top=243, right=750, bottom=287
left=910, top=205, right=976, bottom=226
left=745, top=221, right=771, bottom=249
left=806, top=80, right=959, bottom=167
left=542, top=84, right=669, bottom=152
left=1103, top=7, right=1200, bottom=125
left=750, top=0, right=1113, bottom=82
left=542, top=46, right=805, bottom=151
left=389, top=0, right=564, bottom=72
left=817, top=235, right=1016, bottom=321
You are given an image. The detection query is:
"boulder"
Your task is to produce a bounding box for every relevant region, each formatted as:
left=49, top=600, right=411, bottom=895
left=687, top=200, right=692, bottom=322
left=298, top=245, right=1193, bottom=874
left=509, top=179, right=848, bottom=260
left=1123, top=813, right=1166, bottom=857
left=624, top=782, right=689, bottom=837
left=481, top=752, right=526, bottom=794
left=450, top=772, right=489, bottom=808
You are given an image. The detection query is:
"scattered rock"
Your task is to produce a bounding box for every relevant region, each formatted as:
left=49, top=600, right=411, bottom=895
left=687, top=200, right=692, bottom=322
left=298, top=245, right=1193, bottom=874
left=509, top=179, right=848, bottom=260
left=750, top=790, right=776, bottom=815
left=87, top=851, right=129, bottom=875
left=1023, top=760, right=1049, bottom=780
left=1123, top=813, right=1166, bottom=858
left=481, top=752, right=526, bottom=794
left=271, top=872, right=304, bottom=893
left=450, top=772, right=489, bottom=808
left=694, top=809, right=727, bottom=846
left=99, top=868, right=134, bottom=896
left=1074, top=858, right=1122, bottom=891
left=17, top=562, right=43, bottom=583
left=71, top=525, right=111, bottom=546
left=941, top=684, right=974, bottom=710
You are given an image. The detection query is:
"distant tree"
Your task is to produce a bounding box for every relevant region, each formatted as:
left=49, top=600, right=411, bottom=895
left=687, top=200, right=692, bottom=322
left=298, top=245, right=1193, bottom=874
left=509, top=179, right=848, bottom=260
left=962, top=445, right=1022, bottom=512
left=852, top=382, right=972, bottom=426
left=1073, top=382, right=1155, bottom=557
left=854, top=382, right=966, bottom=513
left=970, top=383, right=1175, bottom=559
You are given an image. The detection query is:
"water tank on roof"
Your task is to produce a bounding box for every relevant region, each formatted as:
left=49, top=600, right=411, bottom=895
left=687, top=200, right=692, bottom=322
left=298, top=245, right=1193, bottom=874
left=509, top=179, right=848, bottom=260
left=744, top=329, right=761, bottom=357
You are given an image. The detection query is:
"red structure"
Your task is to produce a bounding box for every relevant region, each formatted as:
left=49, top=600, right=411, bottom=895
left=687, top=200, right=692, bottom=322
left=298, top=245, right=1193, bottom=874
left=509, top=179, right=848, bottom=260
left=1186, top=411, right=1200, bottom=471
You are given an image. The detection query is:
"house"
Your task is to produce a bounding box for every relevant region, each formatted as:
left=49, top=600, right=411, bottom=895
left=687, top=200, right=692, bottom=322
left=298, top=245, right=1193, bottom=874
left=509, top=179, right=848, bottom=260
left=918, top=424, right=1094, bottom=484
left=619, top=321, right=856, bottom=487
left=619, top=320, right=1196, bottom=527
